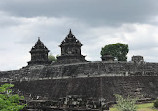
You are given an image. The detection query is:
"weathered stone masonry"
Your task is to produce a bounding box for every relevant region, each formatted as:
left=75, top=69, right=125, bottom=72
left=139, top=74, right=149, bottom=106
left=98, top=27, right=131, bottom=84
left=1, top=61, right=158, bottom=101
left=0, top=30, right=158, bottom=107
left=11, top=76, right=158, bottom=102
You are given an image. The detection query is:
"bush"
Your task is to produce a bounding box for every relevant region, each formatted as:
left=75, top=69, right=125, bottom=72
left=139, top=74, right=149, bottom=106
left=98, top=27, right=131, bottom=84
left=154, top=99, right=158, bottom=108
left=48, top=53, right=57, bottom=62
left=114, top=94, right=137, bottom=111
left=0, top=83, right=26, bottom=111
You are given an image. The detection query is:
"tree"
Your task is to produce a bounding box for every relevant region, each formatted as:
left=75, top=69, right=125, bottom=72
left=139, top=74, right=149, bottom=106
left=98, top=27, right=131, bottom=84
left=0, top=83, right=26, bottom=111
left=48, top=53, right=57, bottom=62
left=101, top=43, right=129, bottom=61
left=114, top=94, right=137, bottom=111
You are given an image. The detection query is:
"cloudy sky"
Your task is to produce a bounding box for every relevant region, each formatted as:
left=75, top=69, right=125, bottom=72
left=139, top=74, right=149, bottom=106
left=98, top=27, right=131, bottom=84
left=0, top=0, right=158, bottom=71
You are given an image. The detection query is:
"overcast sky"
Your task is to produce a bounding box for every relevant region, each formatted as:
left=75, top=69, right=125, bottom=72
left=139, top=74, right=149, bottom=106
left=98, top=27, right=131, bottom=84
left=1, top=0, right=158, bottom=71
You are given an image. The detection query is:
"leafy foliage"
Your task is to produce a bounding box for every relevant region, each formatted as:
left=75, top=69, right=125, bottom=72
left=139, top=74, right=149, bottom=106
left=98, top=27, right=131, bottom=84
left=0, top=83, right=26, bottom=111
left=110, top=103, right=158, bottom=111
left=48, top=53, right=57, bottom=62
left=101, top=43, right=129, bottom=61
left=154, top=99, right=158, bottom=108
left=114, top=94, right=137, bottom=111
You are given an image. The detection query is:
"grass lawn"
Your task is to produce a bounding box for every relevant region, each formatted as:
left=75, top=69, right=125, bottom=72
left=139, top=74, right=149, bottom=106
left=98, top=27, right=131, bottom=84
left=110, top=103, right=158, bottom=111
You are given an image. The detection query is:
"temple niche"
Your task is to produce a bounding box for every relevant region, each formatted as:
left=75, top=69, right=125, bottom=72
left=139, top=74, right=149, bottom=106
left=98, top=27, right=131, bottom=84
left=132, top=55, right=144, bottom=63
left=101, top=53, right=114, bottom=62
left=57, top=29, right=86, bottom=64
left=28, top=38, right=51, bottom=65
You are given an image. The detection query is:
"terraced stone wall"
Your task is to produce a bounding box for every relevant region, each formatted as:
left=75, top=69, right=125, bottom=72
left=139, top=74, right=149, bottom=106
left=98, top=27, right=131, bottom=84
left=9, top=76, right=158, bottom=102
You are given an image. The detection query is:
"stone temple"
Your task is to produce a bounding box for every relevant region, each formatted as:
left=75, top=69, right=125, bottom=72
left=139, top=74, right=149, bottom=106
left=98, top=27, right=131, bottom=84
left=28, top=37, right=51, bottom=65
left=56, top=29, right=86, bottom=64
left=1, top=30, right=158, bottom=110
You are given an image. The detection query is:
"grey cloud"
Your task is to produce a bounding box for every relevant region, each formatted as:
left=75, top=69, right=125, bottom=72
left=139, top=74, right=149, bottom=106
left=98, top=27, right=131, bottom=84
left=0, top=0, right=158, bottom=26
left=129, top=42, right=158, bottom=50
left=1, top=0, right=158, bottom=70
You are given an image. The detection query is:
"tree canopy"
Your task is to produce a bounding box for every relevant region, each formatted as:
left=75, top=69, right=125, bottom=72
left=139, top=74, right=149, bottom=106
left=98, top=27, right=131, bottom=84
left=0, top=83, right=26, bottom=111
left=48, top=53, right=57, bottom=62
left=101, top=43, right=129, bottom=61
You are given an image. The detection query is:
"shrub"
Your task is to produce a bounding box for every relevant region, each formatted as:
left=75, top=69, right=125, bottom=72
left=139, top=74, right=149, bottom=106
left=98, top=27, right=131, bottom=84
left=48, top=53, right=57, bottom=62
left=114, top=94, right=137, bottom=111
left=0, top=83, right=26, bottom=111
left=154, top=99, right=158, bottom=108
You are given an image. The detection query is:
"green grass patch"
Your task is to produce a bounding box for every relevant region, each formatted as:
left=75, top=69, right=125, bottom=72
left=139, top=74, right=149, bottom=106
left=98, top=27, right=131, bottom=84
left=110, top=103, right=158, bottom=111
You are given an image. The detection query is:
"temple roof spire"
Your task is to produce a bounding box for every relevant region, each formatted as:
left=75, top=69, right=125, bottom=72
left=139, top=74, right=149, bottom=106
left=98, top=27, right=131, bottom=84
left=60, top=29, right=82, bottom=47
left=37, top=37, right=42, bottom=44
left=69, top=29, right=72, bottom=34
left=67, top=29, right=73, bottom=38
